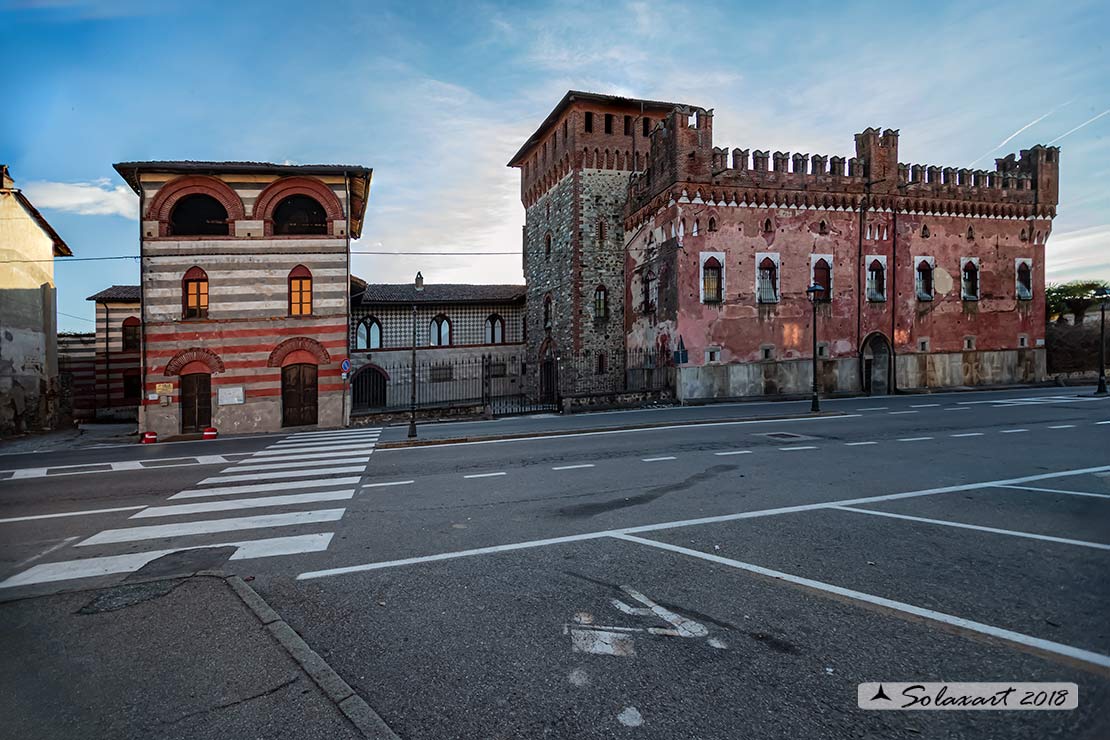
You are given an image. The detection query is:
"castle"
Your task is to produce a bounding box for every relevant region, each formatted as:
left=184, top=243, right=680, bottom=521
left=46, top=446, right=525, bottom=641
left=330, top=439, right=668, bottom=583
left=511, top=92, right=1057, bottom=400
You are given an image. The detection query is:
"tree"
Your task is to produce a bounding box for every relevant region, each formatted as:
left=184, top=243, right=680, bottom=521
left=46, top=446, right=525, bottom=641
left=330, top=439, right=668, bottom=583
left=1046, top=280, right=1110, bottom=324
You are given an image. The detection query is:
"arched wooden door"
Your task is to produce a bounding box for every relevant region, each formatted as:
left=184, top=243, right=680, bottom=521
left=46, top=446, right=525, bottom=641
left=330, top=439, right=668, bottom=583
left=180, top=372, right=212, bottom=433
left=282, top=363, right=318, bottom=427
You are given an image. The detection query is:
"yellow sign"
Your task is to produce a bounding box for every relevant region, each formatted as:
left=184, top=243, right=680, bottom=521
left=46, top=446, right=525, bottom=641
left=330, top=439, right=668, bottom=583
left=155, top=382, right=174, bottom=395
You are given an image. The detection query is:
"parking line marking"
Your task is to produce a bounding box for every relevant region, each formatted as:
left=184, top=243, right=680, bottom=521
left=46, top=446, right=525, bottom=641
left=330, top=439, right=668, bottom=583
left=951, top=432, right=984, bottom=438
left=714, top=451, right=752, bottom=456
left=464, top=472, right=506, bottom=479
left=362, top=480, right=415, bottom=488
left=898, top=437, right=933, bottom=442
left=779, top=446, right=817, bottom=451
left=845, top=441, right=877, bottom=446
left=296, top=464, right=1110, bottom=581
left=911, top=404, right=940, bottom=408
left=998, top=485, right=1110, bottom=500
left=553, top=464, right=596, bottom=470
left=130, top=490, right=355, bottom=518
left=172, top=478, right=362, bottom=500
left=889, top=411, right=918, bottom=415
left=1000, top=429, right=1029, bottom=434
left=642, top=457, right=676, bottom=462
left=0, top=505, right=146, bottom=524
left=833, top=506, right=1110, bottom=551
left=78, top=509, right=346, bottom=547
left=1048, top=425, right=1076, bottom=429
left=612, top=534, right=1110, bottom=672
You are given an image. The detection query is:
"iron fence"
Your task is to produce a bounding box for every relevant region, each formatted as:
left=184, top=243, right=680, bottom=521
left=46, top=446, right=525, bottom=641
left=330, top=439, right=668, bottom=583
left=564, top=348, right=675, bottom=396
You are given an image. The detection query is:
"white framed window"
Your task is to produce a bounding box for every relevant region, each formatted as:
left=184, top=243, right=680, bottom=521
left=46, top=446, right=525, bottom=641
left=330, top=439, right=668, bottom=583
left=700, top=251, right=725, bottom=304
left=760, top=345, right=774, bottom=360
left=429, top=314, right=451, bottom=346
left=866, top=255, right=887, bottom=302
left=810, top=253, right=833, bottom=301
left=705, top=347, right=721, bottom=363
left=1018, top=334, right=1029, bottom=348
left=918, top=337, right=930, bottom=352
left=756, top=252, right=780, bottom=304
left=961, top=257, right=980, bottom=301
left=1015, top=258, right=1033, bottom=300
left=914, top=256, right=935, bottom=301
left=964, top=336, right=976, bottom=350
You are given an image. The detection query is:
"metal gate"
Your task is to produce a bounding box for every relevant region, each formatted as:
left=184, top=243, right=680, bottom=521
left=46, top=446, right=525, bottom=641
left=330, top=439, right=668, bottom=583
left=480, top=354, right=560, bottom=416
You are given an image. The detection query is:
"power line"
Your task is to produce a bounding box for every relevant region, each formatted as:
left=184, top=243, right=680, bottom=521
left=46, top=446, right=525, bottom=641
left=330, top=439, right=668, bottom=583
left=58, top=310, right=95, bottom=323
left=1, top=251, right=524, bottom=264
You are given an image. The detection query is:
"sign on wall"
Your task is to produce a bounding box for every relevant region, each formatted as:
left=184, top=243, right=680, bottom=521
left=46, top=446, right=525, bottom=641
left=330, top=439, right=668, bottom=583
left=155, top=382, right=174, bottom=395
left=218, top=386, right=245, bottom=406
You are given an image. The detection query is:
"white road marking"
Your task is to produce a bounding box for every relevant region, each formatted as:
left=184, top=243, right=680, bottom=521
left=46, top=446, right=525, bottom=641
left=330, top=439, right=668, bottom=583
left=612, top=534, right=1110, bottom=671
left=297, top=464, right=1110, bottom=581
left=199, top=465, right=365, bottom=484
left=553, top=464, right=596, bottom=470
left=778, top=446, right=816, bottom=451
left=78, top=509, right=346, bottom=546
left=172, top=477, right=362, bottom=500
left=888, top=411, right=918, bottom=415
left=376, top=414, right=864, bottom=452
left=1097, top=421, right=1110, bottom=425
left=232, top=457, right=369, bottom=472
left=288, top=429, right=381, bottom=439
left=998, top=485, right=1110, bottom=500
left=362, top=480, right=415, bottom=488
left=0, top=505, right=146, bottom=524
left=14, top=536, right=79, bottom=568
left=130, top=491, right=355, bottom=518
left=463, top=472, right=506, bottom=479
left=252, top=443, right=375, bottom=456
left=1, top=456, right=236, bottom=481
left=1048, top=425, right=1076, bottom=429
left=0, top=533, right=334, bottom=588
left=1000, top=429, right=1029, bottom=434
left=857, top=407, right=887, bottom=411
left=951, top=432, right=984, bottom=438
left=275, top=434, right=379, bottom=445
left=911, top=404, right=940, bottom=408
left=642, top=456, right=676, bottom=462
left=234, top=449, right=370, bottom=464
left=944, top=407, right=970, bottom=411
left=833, top=506, right=1110, bottom=551
left=844, top=441, right=877, bottom=446
left=713, top=451, right=752, bottom=456
left=898, top=437, right=933, bottom=442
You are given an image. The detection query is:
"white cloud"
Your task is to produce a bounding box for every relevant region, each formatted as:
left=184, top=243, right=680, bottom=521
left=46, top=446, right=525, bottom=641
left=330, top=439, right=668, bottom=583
left=1046, top=224, right=1110, bottom=283
left=21, top=179, right=137, bottom=219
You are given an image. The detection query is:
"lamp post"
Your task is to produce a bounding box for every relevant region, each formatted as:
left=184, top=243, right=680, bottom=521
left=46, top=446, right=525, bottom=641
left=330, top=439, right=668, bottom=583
left=1096, top=286, right=1109, bottom=396
left=806, top=283, right=825, bottom=413
left=408, top=272, right=423, bottom=438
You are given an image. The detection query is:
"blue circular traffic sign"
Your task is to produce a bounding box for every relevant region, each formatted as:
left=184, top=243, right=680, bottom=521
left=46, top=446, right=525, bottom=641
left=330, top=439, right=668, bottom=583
left=341, top=359, right=351, bottom=372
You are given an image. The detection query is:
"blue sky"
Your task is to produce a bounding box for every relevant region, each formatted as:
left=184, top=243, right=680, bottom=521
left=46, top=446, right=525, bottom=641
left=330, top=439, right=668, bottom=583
left=3, top=0, right=1107, bottom=332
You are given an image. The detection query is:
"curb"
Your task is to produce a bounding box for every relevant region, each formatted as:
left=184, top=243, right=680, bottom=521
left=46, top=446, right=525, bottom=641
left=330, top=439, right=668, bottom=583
left=225, top=575, right=399, bottom=740
left=376, top=410, right=849, bottom=449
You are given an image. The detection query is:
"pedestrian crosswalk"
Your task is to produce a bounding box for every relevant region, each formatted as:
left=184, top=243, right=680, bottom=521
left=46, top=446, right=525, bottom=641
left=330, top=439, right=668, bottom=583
left=958, top=395, right=1107, bottom=407
left=0, top=427, right=382, bottom=589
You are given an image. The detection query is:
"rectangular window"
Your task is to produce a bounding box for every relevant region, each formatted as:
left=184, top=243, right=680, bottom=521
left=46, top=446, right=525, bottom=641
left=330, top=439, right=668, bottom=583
left=919, top=338, right=930, bottom=352
left=122, top=321, right=141, bottom=351
left=585, top=112, right=593, bottom=133
left=817, top=343, right=828, bottom=358
left=705, top=348, right=721, bottom=363
left=761, top=346, right=774, bottom=360
left=430, top=365, right=453, bottom=383
left=604, top=113, right=613, bottom=134
left=643, top=117, right=650, bottom=136
left=289, top=277, right=312, bottom=316
left=1018, top=335, right=1029, bottom=348
left=624, top=115, right=632, bottom=135
left=490, top=362, right=507, bottom=378
left=964, top=337, right=976, bottom=351
left=184, top=279, right=208, bottom=319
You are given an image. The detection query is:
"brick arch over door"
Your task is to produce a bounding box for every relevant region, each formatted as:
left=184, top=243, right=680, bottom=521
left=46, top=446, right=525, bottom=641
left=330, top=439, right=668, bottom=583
left=164, top=347, right=226, bottom=376
left=267, top=337, right=331, bottom=368
left=253, top=177, right=345, bottom=236
left=146, top=176, right=246, bottom=236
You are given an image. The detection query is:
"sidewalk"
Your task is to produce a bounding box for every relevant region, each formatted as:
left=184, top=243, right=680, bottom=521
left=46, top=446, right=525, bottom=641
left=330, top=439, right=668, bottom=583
left=0, top=422, right=136, bottom=456
left=0, top=566, right=381, bottom=739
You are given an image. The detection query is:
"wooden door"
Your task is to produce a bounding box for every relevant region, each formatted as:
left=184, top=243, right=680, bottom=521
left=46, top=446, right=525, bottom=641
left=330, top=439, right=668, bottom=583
left=180, top=373, right=212, bottom=433
left=282, top=363, right=318, bottom=427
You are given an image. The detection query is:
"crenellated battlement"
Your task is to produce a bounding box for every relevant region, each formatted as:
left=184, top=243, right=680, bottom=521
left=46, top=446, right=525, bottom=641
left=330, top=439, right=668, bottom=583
left=627, top=106, right=1059, bottom=220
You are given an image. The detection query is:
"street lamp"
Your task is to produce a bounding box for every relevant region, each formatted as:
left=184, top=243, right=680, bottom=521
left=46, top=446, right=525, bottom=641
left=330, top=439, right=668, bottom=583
left=1095, top=286, right=1109, bottom=396
left=806, top=283, right=825, bottom=413
left=408, top=272, right=423, bottom=438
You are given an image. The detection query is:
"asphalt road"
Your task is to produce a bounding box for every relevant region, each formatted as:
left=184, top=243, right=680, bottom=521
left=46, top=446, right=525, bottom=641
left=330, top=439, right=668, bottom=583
left=1, top=387, right=1108, bottom=738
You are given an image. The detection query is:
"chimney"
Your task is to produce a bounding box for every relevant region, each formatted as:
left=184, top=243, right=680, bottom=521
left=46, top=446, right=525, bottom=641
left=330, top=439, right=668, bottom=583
left=415, top=271, right=424, bottom=292
left=1, top=165, right=13, bottom=190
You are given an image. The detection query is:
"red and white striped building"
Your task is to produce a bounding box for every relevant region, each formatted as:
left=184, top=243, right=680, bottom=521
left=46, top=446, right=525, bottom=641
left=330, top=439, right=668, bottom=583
left=113, top=161, right=372, bottom=438
left=85, top=285, right=142, bottom=420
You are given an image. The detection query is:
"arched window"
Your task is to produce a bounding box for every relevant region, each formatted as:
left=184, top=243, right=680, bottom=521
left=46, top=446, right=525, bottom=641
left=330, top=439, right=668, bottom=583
left=485, top=314, right=505, bottom=344
left=429, top=315, right=451, bottom=346
left=866, top=223, right=873, bottom=240
left=867, top=259, right=886, bottom=301
left=702, top=257, right=723, bottom=304
left=643, top=269, right=656, bottom=312
left=921, top=224, right=930, bottom=238
left=594, top=285, right=609, bottom=318
left=763, top=218, right=773, bottom=234
left=121, top=316, right=141, bottom=351
left=288, top=265, right=312, bottom=316
left=356, top=317, right=382, bottom=350
left=882, top=225, right=889, bottom=240
left=170, top=194, right=228, bottom=236
left=693, top=219, right=700, bottom=236
left=273, top=194, right=328, bottom=235
left=708, top=217, right=717, bottom=232
left=544, top=233, right=552, bottom=258
left=962, top=260, right=980, bottom=300
left=813, top=258, right=831, bottom=300
left=1016, top=262, right=1033, bottom=300
left=1019, top=228, right=1028, bottom=242
left=818, top=220, right=828, bottom=235
left=543, top=295, right=552, bottom=330
left=182, top=266, right=209, bottom=319
left=916, top=259, right=934, bottom=300
left=966, top=225, right=975, bottom=240
left=758, top=257, right=778, bottom=303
